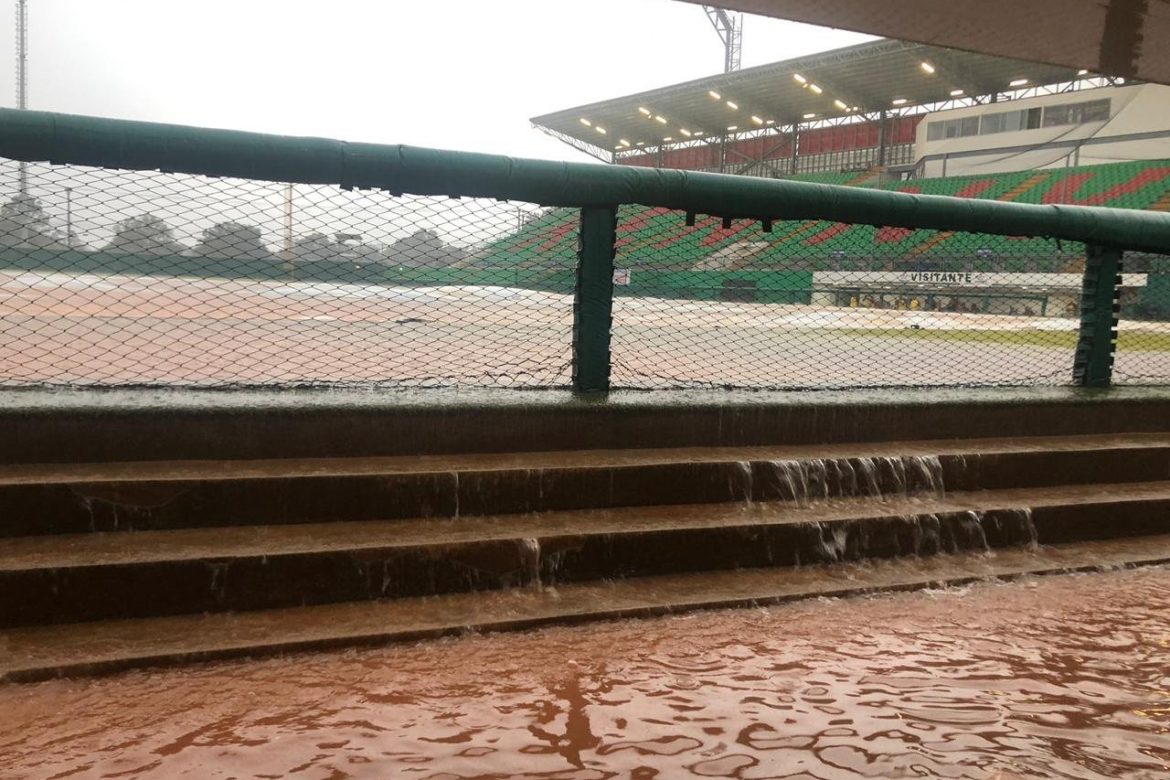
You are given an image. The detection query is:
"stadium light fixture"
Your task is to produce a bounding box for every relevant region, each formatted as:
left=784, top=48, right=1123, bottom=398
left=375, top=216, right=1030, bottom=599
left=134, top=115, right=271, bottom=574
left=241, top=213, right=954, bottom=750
left=920, top=62, right=936, bottom=74
left=663, top=136, right=673, bottom=142
left=638, top=107, right=651, bottom=116
left=891, top=98, right=907, bottom=106
left=708, top=90, right=721, bottom=100
left=765, top=119, right=775, bottom=125
left=680, top=128, right=692, bottom=136
left=792, top=73, right=807, bottom=84
left=950, top=88, right=965, bottom=97
left=808, top=84, right=823, bottom=95
left=802, top=112, right=817, bottom=119
left=1010, top=78, right=1029, bottom=87
left=619, top=139, right=630, bottom=147
left=1077, top=69, right=1090, bottom=76
left=654, top=115, right=667, bottom=124
left=636, top=141, right=645, bottom=146
left=727, top=125, right=738, bottom=131
left=726, top=100, right=739, bottom=110
left=751, top=115, right=764, bottom=125
left=595, top=126, right=606, bottom=135
left=833, top=99, right=848, bottom=110
left=579, top=118, right=592, bottom=126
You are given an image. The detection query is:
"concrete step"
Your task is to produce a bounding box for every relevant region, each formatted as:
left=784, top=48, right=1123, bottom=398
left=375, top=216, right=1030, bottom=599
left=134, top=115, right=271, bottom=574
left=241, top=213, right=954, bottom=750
left=4, top=534, right=1168, bottom=683
left=2, top=482, right=1168, bottom=628
left=7, top=388, right=1170, bottom=466
left=3, top=434, right=1169, bottom=536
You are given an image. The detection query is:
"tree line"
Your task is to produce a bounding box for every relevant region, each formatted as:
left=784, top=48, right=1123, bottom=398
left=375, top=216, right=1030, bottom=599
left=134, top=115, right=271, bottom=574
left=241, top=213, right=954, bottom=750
left=0, top=194, right=469, bottom=267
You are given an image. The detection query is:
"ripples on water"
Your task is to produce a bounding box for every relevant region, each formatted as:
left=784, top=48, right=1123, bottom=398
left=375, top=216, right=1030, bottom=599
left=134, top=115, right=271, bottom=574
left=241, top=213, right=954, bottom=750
left=3, top=566, right=1170, bottom=779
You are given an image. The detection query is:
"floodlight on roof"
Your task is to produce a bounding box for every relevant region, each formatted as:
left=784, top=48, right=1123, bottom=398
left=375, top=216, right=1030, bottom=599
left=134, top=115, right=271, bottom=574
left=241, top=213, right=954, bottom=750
left=920, top=62, right=936, bottom=74
left=765, top=119, right=775, bottom=125
left=654, top=115, right=667, bottom=124
left=793, top=73, right=807, bottom=84
left=1077, top=69, right=1090, bottom=76
left=595, top=126, right=607, bottom=135
left=619, top=139, right=630, bottom=147
left=950, top=88, right=965, bottom=96
left=636, top=141, right=645, bottom=146
left=751, top=115, right=764, bottom=125
left=680, top=128, right=692, bottom=136
left=708, top=90, right=721, bottom=99
left=1009, top=78, right=1029, bottom=87
left=802, top=112, right=817, bottom=119
left=638, top=107, right=651, bottom=116
left=726, top=100, right=739, bottom=110
left=833, top=99, right=848, bottom=110
left=663, top=136, right=673, bottom=142
left=808, top=84, right=823, bottom=95
left=579, top=118, right=592, bottom=126
left=891, top=98, right=907, bottom=106
left=727, top=125, right=738, bottom=131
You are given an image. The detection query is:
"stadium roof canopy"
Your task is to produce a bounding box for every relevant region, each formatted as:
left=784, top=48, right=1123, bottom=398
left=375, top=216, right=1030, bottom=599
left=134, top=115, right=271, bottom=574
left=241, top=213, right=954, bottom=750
left=532, top=39, right=1084, bottom=160
left=677, top=0, right=1170, bottom=86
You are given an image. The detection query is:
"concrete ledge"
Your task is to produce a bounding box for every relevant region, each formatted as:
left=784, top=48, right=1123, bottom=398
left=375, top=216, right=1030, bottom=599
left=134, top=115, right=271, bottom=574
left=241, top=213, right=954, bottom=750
left=5, top=386, right=1170, bottom=464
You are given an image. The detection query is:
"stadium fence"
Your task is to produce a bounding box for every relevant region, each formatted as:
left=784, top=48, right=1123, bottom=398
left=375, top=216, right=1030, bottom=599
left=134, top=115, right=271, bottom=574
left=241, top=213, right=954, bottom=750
left=2, top=109, right=1170, bottom=391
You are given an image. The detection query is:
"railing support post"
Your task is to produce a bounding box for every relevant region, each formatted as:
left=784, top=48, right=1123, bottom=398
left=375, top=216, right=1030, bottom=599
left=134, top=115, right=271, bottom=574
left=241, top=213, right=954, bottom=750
left=1073, top=244, right=1123, bottom=387
left=573, top=205, right=616, bottom=393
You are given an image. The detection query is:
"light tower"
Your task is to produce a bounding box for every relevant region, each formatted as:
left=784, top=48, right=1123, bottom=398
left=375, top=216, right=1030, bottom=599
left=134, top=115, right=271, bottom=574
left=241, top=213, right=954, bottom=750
left=15, top=0, right=28, bottom=194
left=703, top=6, right=743, bottom=73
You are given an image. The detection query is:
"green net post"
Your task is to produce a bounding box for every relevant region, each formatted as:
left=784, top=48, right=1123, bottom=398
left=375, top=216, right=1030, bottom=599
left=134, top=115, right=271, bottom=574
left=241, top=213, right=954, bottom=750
left=573, top=206, right=617, bottom=393
left=1073, top=244, right=1123, bottom=387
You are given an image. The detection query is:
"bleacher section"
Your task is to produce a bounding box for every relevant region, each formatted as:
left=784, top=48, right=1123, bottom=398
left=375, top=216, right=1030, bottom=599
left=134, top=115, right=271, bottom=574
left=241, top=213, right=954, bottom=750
left=477, top=159, right=1170, bottom=276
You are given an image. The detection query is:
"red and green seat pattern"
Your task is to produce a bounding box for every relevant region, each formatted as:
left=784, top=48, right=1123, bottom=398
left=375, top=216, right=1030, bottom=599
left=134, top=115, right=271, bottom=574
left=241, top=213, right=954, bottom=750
left=475, top=159, right=1170, bottom=273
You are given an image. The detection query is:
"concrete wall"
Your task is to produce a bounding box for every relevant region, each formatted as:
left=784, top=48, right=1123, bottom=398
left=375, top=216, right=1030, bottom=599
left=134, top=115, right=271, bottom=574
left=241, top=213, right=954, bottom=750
left=915, top=84, right=1170, bottom=178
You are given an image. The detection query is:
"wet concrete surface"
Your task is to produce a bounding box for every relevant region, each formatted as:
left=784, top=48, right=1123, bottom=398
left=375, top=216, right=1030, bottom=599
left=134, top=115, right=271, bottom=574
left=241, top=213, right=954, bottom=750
left=3, top=563, right=1169, bottom=779
left=4, top=535, right=1170, bottom=685
left=3, top=437, right=1169, bottom=538
left=6, top=385, right=1170, bottom=465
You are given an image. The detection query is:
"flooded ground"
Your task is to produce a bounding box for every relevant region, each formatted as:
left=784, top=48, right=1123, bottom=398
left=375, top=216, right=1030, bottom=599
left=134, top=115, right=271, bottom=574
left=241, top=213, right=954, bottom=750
left=2, top=565, right=1169, bottom=779
left=3, top=271, right=1169, bottom=388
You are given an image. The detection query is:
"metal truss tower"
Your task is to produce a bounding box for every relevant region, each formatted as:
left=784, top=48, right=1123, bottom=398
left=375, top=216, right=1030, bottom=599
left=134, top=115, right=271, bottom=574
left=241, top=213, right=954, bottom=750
left=15, top=0, right=28, bottom=193
left=703, top=5, right=743, bottom=73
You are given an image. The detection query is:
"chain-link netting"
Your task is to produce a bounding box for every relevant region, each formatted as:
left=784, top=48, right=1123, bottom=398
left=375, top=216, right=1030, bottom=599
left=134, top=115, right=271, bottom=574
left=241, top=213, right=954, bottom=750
left=1115, top=252, right=1170, bottom=384
left=4, top=157, right=1170, bottom=391
left=609, top=205, right=1118, bottom=389
left=0, top=159, right=576, bottom=387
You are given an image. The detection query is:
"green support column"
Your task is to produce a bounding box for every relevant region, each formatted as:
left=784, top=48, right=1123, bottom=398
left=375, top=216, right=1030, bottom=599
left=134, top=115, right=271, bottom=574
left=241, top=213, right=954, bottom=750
left=573, top=206, right=617, bottom=393
left=1073, top=244, right=1123, bottom=387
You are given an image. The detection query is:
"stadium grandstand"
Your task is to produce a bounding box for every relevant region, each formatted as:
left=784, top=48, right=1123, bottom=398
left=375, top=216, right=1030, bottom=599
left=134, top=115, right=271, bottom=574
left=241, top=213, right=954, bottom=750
left=508, top=38, right=1170, bottom=321
left=531, top=38, right=1170, bottom=181
left=474, top=157, right=1170, bottom=320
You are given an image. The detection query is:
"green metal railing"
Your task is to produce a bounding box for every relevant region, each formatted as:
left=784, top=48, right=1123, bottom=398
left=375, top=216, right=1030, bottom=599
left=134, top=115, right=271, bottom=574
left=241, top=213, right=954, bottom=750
left=2, top=108, right=1170, bottom=392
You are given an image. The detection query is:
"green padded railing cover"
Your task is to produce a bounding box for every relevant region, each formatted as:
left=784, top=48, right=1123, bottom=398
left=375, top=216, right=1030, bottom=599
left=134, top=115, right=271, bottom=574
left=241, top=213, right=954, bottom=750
left=4, top=108, right=1170, bottom=254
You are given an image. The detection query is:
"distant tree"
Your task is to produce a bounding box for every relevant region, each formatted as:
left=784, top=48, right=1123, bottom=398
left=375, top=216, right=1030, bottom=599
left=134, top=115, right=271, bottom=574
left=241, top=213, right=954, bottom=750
left=105, top=214, right=186, bottom=256
left=384, top=229, right=467, bottom=268
left=293, top=232, right=343, bottom=263
left=0, top=193, right=64, bottom=249
left=195, top=222, right=272, bottom=260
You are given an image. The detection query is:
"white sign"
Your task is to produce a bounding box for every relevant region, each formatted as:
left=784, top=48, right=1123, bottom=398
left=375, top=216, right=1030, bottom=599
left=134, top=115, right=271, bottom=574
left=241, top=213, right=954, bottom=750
left=813, top=271, right=1147, bottom=290
left=613, top=269, right=631, bottom=286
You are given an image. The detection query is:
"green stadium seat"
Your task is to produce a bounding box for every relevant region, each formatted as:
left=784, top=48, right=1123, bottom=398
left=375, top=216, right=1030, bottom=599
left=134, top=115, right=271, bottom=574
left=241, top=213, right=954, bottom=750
left=474, top=158, right=1170, bottom=283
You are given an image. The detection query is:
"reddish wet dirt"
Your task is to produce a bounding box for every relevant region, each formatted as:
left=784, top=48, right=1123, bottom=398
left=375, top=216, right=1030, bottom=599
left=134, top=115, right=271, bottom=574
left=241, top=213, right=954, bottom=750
left=2, top=565, right=1169, bottom=779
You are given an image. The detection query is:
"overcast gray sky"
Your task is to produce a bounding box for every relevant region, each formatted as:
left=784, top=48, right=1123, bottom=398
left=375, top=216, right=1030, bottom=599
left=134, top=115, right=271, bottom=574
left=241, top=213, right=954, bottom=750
left=0, top=0, right=872, bottom=161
